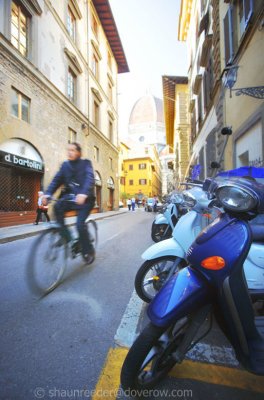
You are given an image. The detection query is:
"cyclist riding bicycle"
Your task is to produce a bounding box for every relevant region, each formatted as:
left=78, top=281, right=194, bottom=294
left=42, top=142, right=96, bottom=264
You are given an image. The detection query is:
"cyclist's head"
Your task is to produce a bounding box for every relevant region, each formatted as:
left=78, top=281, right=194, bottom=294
left=67, top=142, right=82, bottom=161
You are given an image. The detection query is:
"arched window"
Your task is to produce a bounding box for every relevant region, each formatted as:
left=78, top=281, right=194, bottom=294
left=107, top=177, right=114, bottom=189
left=94, top=170, right=102, bottom=186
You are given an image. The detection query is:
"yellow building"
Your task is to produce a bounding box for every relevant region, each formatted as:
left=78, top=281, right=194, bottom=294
left=120, top=143, right=162, bottom=201
left=118, top=141, right=130, bottom=203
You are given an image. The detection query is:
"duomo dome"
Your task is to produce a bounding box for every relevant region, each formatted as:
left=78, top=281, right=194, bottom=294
left=129, top=94, right=164, bottom=125
left=128, top=94, right=166, bottom=152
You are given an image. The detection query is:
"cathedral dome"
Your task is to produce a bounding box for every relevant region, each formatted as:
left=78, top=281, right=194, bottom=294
left=129, top=94, right=164, bottom=125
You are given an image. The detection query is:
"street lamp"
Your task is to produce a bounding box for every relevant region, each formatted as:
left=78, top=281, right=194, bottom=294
left=223, top=65, right=264, bottom=99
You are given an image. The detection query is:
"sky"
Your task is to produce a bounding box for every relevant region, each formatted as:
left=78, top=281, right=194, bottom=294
left=109, top=0, right=189, bottom=137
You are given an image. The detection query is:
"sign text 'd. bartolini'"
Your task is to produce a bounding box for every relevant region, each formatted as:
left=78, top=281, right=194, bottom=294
left=0, top=150, right=44, bottom=172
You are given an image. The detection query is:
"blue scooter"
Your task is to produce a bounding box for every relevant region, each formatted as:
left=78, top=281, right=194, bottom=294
left=121, top=176, right=264, bottom=392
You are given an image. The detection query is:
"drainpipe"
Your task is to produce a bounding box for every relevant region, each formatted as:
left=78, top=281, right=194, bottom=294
left=86, top=0, right=90, bottom=141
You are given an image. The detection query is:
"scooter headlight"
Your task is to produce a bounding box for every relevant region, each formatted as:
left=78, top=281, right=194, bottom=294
left=182, top=191, right=196, bottom=208
left=171, top=193, right=184, bottom=204
left=216, top=185, right=258, bottom=212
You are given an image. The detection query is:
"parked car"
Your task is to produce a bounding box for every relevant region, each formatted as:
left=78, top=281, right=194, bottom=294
left=145, top=198, right=163, bottom=212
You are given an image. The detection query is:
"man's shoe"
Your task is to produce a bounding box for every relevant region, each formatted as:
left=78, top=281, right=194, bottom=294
left=83, top=251, right=95, bottom=265
left=54, top=237, right=65, bottom=247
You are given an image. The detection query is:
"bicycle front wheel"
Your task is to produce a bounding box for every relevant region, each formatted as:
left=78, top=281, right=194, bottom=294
left=27, top=227, right=67, bottom=295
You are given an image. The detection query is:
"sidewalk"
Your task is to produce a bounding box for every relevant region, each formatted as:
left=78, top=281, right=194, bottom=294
left=0, top=208, right=128, bottom=244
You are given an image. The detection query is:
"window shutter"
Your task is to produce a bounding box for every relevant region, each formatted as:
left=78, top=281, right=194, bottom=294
left=244, top=0, right=253, bottom=27
left=223, top=6, right=234, bottom=65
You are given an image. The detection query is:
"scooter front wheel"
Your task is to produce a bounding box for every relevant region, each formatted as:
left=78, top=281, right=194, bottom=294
left=121, top=317, right=191, bottom=393
left=151, top=222, right=172, bottom=242
left=135, top=256, right=186, bottom=303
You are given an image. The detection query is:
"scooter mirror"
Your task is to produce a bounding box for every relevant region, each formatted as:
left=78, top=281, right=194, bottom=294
left=202, top=178, right=212, bottom=192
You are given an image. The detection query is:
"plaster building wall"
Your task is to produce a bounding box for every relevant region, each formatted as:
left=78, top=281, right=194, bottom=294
left=179, top=0, right=220, bottom=179
left=179, top=0, right=264, bottom=177
left=219, top=0, right=264, bottom=169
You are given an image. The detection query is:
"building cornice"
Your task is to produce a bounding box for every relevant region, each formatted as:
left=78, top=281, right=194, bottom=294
left=92, top=0, right=129, bottom=73
left=178, top=0, right=193, bottom=41
left=20, top=0, right=42, bottom=15
left=64, top=47, right=83, bottom=74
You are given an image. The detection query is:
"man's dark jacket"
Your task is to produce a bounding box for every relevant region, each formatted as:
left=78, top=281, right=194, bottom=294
left=46, top=158, right=95, bottom=199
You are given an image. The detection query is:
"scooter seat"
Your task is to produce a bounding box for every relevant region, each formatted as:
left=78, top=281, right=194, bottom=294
left=250, top=224, right=264, bottom=242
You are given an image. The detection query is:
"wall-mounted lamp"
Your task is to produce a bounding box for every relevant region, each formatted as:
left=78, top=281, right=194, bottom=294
left=81, top=123, right=89, bottom=136
left=223, top=65, right=264, bottom=99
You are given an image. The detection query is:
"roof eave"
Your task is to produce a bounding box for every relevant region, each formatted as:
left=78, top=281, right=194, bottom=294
left=93, top=0, right=129, bottom=73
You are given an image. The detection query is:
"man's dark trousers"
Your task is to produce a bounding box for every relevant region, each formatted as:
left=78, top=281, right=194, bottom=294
left=54, top=197, right=95, bottom=256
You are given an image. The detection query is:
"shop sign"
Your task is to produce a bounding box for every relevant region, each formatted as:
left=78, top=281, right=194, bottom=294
left=0, top=150, right=44, bottom=172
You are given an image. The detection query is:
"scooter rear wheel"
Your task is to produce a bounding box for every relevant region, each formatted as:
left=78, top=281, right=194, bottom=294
left=151, top=222, right=172, bottom=242
left=121, top=317, right=191, bottom=393
left=135, top=256, right=186, bottom=303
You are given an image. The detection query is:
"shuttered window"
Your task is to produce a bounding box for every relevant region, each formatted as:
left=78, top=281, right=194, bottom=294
left=244, top=0, right=253, bottom=26
left=203, top=55, right=214, bottom=114
left=223, top=6, right=234, bottom=65
left=224, top=1, right=254, bottom=65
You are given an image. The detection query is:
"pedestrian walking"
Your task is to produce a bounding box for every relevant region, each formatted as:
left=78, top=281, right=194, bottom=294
left=153, top=196, right=158, bottom=212
left=34, top=191, right=50, bottom=225
left=131, top=197, right=136, bottom=211
left=127, top=198, right=132, bottom=211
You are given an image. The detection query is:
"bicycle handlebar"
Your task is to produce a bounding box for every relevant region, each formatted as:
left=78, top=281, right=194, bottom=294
left=46, top=195, right=77, bottom=203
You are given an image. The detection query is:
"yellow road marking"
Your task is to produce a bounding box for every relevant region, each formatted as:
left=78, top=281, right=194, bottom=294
left=92, top=347, right=264, bottom=400
left=170, top=360, right=264, bottom=393
left=92, top=348, right=128, bottom=400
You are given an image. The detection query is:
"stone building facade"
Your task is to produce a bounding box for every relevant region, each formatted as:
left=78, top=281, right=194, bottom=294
left=162, top=76, right=190, bottom=187
left=0, top=0, right=128, bottom=226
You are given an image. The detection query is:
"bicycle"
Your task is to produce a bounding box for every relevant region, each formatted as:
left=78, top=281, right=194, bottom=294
left=27, top=199, right=98, bottom=295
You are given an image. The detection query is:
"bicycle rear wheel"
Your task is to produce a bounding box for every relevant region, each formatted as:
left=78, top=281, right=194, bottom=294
left=86, top=219, right=98, bottom=250
left=27, top=227, right=67, bottom=295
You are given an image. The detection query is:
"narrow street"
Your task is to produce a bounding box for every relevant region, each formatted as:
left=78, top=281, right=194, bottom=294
left=0, top=210, right=153, bottom=399
left=1, top=210, right=264, bottom=400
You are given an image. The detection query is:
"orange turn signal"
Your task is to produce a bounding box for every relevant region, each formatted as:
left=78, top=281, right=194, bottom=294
left=202, top=213, right=212, bottom=219
left=201, top=256, right=226, bottom=270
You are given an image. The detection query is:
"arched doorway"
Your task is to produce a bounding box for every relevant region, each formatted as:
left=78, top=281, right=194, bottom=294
left=94, top=170, right=102, bottom=212
left=107, top=177, right=115, bottom=211
left=0, top=138, right=44, bottom=226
